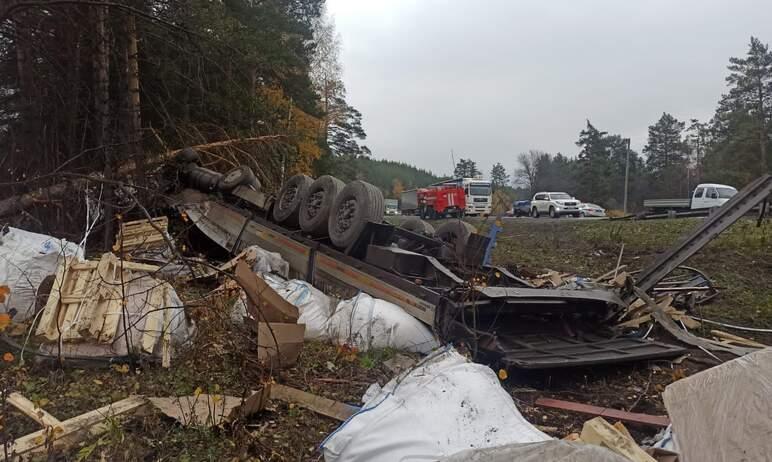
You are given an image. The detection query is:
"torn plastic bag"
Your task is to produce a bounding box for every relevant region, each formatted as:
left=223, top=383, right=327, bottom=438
left=241, top=245, right=289, bottom=278
left=0, top=227, right=83, bottom=320
left=442, top=440, right=630, bottom=462
left=326, top=292, right=439, bottom=354
left=663, top=347, right=771, bottom=462
left=321, top=348, right=549, bottom=462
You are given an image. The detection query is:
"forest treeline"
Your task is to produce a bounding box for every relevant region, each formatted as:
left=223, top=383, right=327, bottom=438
left=0, top=0, right=370, bottom=237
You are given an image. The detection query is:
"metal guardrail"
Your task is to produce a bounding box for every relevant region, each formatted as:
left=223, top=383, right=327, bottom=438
left=628, top=174, right=772, bottom=303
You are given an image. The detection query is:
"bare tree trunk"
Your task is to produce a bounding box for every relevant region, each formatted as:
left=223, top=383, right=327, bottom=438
left=95, top=4, right=113, bottom=249
left=126, top=13, right=143, bottom=187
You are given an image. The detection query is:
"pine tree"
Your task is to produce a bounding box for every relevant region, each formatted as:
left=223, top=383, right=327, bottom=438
left=575, top=120, right=612, bottom=202
left=454, top=158, right=480, bottom=178
left=490, top=162, right=509, bottom=188
left=644, top=113, right=689, bottom=196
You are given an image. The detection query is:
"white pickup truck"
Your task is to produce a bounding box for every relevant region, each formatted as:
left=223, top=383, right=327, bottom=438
left=643, top=183, right=737, bottom=212
left=530, top=192, right=581, bottom=218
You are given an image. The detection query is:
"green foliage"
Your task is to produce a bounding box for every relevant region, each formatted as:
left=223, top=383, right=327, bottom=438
left=316, top=156, right=444, bottom=198
left=644, top=113, right=689, bottom=197
left=706, top=36, right=772, bottom=182
left=454, top=158, right=481, bottom=178
left=490, top=162, right=509, bottom=187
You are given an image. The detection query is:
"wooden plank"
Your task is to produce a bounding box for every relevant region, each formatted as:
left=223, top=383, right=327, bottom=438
left=711, top=329, right=767, bottom=348
left=161, top=286, right=172, bottom=368
left=269, top=384, right=359, bottom=422
left=7, top=393, right=62, bottom=428
left=35, top=257, right=71, bottom=337
left=534, top=398, right=670, bottom=428
left=9, top=395, right=147, bottom=457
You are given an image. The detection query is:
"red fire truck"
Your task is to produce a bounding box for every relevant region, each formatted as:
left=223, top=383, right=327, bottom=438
left=400, top=185, right=466, bottom=218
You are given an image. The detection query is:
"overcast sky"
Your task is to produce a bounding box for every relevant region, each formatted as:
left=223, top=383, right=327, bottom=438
left=326, top=0, right=772, bottom=178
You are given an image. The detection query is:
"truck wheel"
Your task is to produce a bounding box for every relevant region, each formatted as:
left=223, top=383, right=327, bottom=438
left=549, top=206, right=558, bottom=218
left=400, top=216, right=435, bottom=236
left=175, top=147, right=201, bottom=165
left=328, top=180, right=384, bottom=248
left=218, top=165, right=259, bottom=192
left=299, top=175, right=345, bottom=236
left=273, top=174, right=313, bottom=227
left=436, top=221, right=476, bottom=261
left=531, top=207, right=539, bottom=218
left=185, top=165, right=222, bottom=191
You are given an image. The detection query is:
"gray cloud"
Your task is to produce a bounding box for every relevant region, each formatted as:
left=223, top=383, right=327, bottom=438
left=327, top=0, right=772, bottom=178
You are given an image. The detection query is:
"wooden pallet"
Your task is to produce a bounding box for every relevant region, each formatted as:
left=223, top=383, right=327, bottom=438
left=35, top=253, right=167, bottom=347
left=113, top=216, right=169, bottom=253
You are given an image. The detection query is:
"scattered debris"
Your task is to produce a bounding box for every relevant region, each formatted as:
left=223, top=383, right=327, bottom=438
left=580, top=417, right=656, bottom=462
left=7, top=395, right=148, bottom=458
left=663, top=347, right=772, bottom=462
left=633, top=287, right=756, bottom=356
left=270, top=383, right=359, bottom=422
left=710, top=329, right=767, bottom=348
left=533, top=398, right=670, bottom=428
left=149, top=387, right=269, bottom=427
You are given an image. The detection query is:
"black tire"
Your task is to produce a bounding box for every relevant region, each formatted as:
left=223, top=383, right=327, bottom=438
left=273, top=174, right=313, bottom=227
left=328, top=180, right=384, bottom=248
left=580, top=211, right=586, bottom=217
left=175, top=147, right=201, bottom=165
left=531, top=207, right=539, bottom=218
left=299, top=175, right=345, bottom=236
left=549, top=206, right=558, bottom=218
left=436, top=221, right=476, bottom=260
left=218, top=165, right=259, bottom=192
left=185, top=165, right=222, bottom=192
left=400, top=216, right=435, bottom=236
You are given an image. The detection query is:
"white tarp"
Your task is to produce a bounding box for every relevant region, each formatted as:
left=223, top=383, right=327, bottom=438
left=327, top=292, right=439, bottom=354
left=663, top=347, right=772, bottom=462
left=442, top=440, right=630, bottom=462
left=0, top=227, right=83, bottom=320
left=321, top=348, right=550, bottom=462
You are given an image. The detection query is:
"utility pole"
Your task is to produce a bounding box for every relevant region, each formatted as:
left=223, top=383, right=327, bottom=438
left=623, top=138, right=631, bottom=214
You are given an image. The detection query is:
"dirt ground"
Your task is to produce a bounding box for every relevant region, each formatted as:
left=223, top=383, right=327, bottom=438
left=1, top=216, right=768, bottom=460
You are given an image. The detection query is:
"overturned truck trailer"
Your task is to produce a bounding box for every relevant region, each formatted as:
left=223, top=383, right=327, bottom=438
left=169, top=153, right=685, bottom=369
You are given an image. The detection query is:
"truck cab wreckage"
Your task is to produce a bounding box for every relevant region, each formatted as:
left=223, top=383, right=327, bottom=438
left=168, top=149, right=772, bottom=370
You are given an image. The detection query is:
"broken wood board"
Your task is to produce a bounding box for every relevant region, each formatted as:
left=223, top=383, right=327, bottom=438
left=534, top=398, right=670, bottom=428
left=269, top=384, right=359, bottom=422
left=149, top=388, right=268, bottom=427
left=8, top=395, right=148, bottom=458
left=252, top=320, right=305, bottom=368
left=580, top=417, right=656, bottom=462
left=234, top=260, right=298, bottom=323
left=633, top=287, right=755, bottom=356
left=7, top=392, right=62, bottom=428
left=711, top=329, right=767, bottom=348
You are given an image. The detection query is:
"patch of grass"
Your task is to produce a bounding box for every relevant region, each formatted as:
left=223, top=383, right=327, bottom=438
left=490, top=217, right=772, bottom=327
